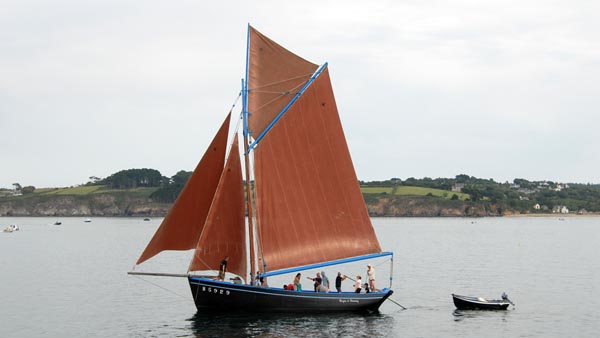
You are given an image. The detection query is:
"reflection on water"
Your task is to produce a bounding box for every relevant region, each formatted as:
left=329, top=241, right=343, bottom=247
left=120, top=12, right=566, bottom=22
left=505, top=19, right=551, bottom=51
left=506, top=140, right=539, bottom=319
left=453, top=309, right=512, bottom=322
left=188, top=311, right=394, bottom=338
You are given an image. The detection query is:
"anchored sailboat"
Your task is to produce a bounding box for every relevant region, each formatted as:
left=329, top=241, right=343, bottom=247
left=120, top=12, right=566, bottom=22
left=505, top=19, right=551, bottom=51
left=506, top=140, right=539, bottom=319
left=130, top=26, right=394, bottom=312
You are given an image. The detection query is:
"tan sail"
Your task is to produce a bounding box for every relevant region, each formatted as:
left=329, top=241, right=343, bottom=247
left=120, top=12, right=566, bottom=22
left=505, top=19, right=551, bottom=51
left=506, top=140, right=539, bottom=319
left=253, top=67, right=382, bottom=272
left=189, top=135, right=247, bottom=279
left=135, top=114, right=231, bottom=265
left=247, top=26, right=318, bottom=138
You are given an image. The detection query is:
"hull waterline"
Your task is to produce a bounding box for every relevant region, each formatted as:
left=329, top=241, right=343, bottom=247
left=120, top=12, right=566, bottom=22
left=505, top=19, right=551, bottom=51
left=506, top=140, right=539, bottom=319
left=189, top=277, right=393, bottom=312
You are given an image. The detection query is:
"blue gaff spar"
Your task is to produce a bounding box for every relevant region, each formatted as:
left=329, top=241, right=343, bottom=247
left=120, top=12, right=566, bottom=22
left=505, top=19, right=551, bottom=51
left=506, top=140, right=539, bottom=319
left=129, top=25, right=395, bottom=312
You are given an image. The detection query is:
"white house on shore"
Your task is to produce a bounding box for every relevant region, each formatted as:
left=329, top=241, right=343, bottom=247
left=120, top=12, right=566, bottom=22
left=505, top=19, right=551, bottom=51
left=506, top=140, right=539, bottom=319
left=552, top=205, right=569, bottom=214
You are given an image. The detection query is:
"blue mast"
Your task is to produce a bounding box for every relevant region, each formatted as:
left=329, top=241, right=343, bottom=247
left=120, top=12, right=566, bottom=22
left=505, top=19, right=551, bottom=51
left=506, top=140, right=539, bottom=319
left=242, top=24, right=257, bottom=284
left=242, top=23, right=251, bottom=138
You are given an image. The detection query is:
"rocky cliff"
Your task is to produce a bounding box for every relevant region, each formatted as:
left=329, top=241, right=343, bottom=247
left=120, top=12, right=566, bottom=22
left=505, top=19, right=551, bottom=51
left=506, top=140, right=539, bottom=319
left=0, top=194, right=170, bottom=217
left=365, top=196, right=503, bottom=217
left=1, top=193, right=503, bottom=217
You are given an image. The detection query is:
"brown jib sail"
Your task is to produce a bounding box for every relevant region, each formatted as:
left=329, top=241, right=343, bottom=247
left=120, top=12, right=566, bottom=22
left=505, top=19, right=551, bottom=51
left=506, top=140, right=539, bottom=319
left=135, top=114, right=231, bottom=265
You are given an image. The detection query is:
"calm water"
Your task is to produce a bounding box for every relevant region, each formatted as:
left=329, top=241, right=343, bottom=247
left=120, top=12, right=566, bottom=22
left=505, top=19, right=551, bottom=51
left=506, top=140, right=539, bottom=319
left=1, top=216, right=598, bottom=337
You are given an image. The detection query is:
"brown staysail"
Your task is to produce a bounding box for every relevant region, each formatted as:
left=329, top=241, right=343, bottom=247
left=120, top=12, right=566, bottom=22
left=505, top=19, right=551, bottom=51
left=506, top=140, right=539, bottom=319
left=135, top=114, right=231, bottom=265
left=253, top=66, right=382, bottom=272
left=189, top=135, right=246, bottom=278
left=247, top=26, right=318, bottom=138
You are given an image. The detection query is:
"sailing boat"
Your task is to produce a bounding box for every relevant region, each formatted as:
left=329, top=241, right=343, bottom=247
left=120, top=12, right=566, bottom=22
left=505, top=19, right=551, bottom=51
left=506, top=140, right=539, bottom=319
left=129, top=26, right=394, bottom=312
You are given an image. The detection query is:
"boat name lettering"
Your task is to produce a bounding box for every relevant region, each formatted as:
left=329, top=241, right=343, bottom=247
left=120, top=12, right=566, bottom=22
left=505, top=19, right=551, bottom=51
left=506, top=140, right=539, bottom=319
left=338, top=299, right=359, bottom=304
left=201, top=286, right=230, bottom=296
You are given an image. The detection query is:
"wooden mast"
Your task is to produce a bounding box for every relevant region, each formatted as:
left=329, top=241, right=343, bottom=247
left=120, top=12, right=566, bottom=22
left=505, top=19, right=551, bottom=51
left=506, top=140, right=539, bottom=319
left=243, top=131, right=256, bottom=283
left=242, top=25, right=257, bottom=283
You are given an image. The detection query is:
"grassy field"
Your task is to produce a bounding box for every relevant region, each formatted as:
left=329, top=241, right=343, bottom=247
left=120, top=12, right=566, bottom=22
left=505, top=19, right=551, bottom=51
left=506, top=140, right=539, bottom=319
left=38, top=186, right=104, bottom=195
left=361, top=185, right=470, bottom=200
left=360, top=187, right=394, bottom=194
left=394, top=186, right=470, bottom=200
left=31, top=185, right=157, bottom=198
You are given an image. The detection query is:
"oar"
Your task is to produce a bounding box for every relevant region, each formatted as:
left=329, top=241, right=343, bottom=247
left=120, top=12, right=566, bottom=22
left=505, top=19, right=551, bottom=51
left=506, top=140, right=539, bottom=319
left=344, top=276, right=407, bottom=310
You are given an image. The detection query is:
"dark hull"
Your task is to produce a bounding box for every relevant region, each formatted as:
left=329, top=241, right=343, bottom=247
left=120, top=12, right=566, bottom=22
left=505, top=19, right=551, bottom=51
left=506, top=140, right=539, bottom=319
left=189, top=277, right=393, bottom=312
left=452, top=294, right=510, bottom=310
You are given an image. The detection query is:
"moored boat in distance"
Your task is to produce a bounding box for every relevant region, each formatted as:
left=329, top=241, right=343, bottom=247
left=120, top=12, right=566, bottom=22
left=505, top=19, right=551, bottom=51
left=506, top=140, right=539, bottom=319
left=3, top=224, right=19, bottom=232
left=129, top=25, right=395, bottom=313
left=452, top=293, right=514, bottom=310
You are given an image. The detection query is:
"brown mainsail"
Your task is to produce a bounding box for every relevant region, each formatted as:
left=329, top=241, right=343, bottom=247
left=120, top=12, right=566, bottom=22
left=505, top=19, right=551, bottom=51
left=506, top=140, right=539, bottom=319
left=135, top=114, right=231, bottom=265
left=252, top=67, right=381, bottom=272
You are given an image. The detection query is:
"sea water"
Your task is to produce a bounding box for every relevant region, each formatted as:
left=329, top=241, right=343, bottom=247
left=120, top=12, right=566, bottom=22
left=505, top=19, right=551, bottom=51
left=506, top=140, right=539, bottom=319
left=1, top=216, right=598, bottom=337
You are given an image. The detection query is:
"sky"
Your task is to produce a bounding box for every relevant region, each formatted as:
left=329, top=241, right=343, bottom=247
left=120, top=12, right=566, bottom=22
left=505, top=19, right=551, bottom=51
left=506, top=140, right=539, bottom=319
left=2, top=0, right=599, bottom=189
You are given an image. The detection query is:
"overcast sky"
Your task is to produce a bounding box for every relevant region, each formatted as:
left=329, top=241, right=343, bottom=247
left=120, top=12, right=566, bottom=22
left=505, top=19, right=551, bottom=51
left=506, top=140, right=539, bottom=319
left=2, top=0, right=599, bottom=189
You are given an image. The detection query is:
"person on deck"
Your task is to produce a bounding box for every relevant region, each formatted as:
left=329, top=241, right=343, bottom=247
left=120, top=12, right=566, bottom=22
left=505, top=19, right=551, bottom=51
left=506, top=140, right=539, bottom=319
left=335, top=272, right=347, bottom=293
left=293, top=273, right=302, bottom=291
left=254, top=271, right=261, bottom=286
left=363, top=282, right=370, bottom=293
left=367, top=264, right=376, bottom=291
left=354, top=275, right=362, bottom=293
left=260, top=275, right=267, bottom=288
left=218, top=256, right=229, bottom=281
left=307, top=272, right=322, bottom=292
left=316, top=283, right=328, bottom=293
left=321, top=271, right=330, bottom=291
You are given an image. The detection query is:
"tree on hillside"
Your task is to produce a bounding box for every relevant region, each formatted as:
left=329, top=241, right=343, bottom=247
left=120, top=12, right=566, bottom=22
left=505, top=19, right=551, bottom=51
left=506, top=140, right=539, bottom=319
left=455, top=174, right=471, bottom=183
left=462, top=186, right=482, bottom=202
left=21, top=186, right=36, bottom=194
left=150, top=170, right=193, bottom=203
left=171, top=170, right=192, bottom=186
left=100, top=168, right=166, bottom=189
left=89, top=176, right=101, bottom=184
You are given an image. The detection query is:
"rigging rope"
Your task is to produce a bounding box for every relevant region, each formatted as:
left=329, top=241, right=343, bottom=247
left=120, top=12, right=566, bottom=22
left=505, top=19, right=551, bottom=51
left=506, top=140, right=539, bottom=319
left=132, top=275, right=191, bottom=302
left=249, top=73, right=312, bottom=91
left=248, top=74, right=312, bottom=116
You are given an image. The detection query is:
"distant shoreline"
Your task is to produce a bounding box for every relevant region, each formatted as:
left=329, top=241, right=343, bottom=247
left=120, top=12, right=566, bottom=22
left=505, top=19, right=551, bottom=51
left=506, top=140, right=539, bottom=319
left=2, top=213, right=600, bottom=218
left=505, top=213, right=600, bottom=217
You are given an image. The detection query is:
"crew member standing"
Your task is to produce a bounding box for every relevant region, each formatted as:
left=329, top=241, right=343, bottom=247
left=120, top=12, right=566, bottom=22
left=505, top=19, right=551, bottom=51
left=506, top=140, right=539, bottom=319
left=335, top=272, right=347, bottom=293
left=367, top=264, right=376, bottom=291
left=218, top=256, right=229, bottom=281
